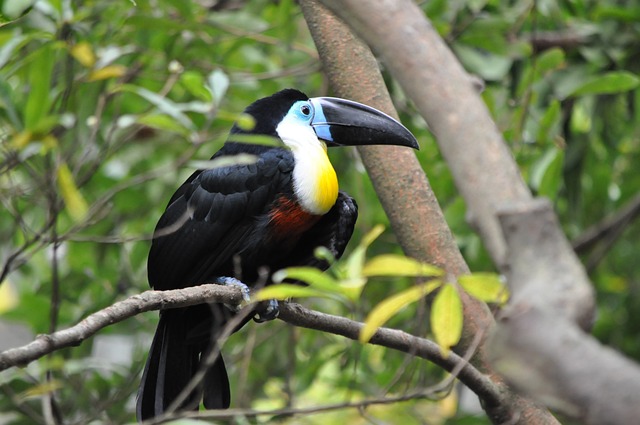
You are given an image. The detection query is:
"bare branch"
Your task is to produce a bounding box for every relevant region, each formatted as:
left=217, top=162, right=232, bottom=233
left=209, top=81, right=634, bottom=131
left=572, top=192, right=640, bottom=272
left=0, top=284, right=501, bottom=414
left=0, top=284, right=246, bottom=371
left=526, top=30, right=591, bottom=52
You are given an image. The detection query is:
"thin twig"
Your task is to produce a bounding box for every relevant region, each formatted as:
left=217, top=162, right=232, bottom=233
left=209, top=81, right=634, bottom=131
left=572, top=192, right=640, bottom=272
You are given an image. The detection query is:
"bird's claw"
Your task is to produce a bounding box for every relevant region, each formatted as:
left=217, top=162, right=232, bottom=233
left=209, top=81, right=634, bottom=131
left=216, top=277, right=251, bottom=312
left=215, top=277, right=278, bottom=321
left=253, top=299, right=279, bottom=323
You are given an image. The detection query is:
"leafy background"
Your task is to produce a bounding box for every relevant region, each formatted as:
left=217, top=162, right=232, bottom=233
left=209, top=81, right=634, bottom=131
left=0, top=0, right=639, bottom=423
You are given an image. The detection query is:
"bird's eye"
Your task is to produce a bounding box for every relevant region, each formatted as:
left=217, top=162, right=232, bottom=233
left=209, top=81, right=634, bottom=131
left=300, top=104, right=311, bottom=116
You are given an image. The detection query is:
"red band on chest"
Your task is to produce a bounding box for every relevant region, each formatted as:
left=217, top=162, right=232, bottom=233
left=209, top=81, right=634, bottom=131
left=269, top=196, right=321, bottom=236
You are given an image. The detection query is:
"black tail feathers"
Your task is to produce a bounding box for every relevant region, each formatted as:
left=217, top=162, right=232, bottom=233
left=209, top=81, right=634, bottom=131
left=136, top=307, right=230, bottom=421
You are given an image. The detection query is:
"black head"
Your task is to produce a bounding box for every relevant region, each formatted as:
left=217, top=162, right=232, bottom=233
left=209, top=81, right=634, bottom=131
left=227, top=89, right=418, bottom=150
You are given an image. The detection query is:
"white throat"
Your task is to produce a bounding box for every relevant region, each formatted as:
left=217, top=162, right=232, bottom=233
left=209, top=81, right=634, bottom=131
left=276, top=120, right=339, bottom=215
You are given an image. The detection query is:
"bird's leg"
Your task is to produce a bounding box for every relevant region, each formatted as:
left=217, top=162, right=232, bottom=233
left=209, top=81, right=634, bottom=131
left=214, top=277, right=279, bottom=322
left=253, top=299, right=279, bottom=323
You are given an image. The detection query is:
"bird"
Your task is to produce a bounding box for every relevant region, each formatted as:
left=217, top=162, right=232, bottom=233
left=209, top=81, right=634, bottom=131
left=136, top=88, right=418, bottom=420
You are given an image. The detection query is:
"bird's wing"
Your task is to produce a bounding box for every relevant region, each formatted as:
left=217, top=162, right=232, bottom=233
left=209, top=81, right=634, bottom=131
left=147, top=149, right=294, bottom=291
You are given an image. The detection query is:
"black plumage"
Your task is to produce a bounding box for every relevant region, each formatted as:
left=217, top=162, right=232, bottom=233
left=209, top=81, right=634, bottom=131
left=137, top=90, right=358, bottom=420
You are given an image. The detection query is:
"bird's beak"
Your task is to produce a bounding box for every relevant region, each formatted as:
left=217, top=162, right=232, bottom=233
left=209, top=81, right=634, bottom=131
left=309, top=97, right=419, bottom=149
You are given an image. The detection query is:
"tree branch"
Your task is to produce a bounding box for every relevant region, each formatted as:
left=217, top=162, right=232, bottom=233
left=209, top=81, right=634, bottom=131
left=0, top=284, right=245, bottom=371
left=526, top=30, right=590, bottom=52
left=300, top=2, right=555, bottom=424
left=494, top=199, right=640, bottom=424
left=0, top=284, right=501, bottom=412
left=572, top=192, right=640, bottom=272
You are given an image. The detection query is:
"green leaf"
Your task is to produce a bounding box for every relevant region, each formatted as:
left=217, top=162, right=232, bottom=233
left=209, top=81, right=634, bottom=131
left=538, top=148, right=564, bottom=199
left=136, top=113, right=190, bottom=136
left=453, top=44, right=512, bottom=81
left=530, top=146, right=564, bottom=198
left=24, top=43, right=55, bottom=129
left=121, top=85, right=195, bottom=130
left=570, top=72, right=640, bottom=97
left=536, top=47, right=565, bottom=75
left=0, top=32, right=25, bottom=69
left=180, top=71, right=212, bottom=102
left=0, top=0, right=36, bottom=23
left=225, top=133, right=283, bottom=147
left=253, top=284, right=332, bottom=301
left=188, top=154, right=257, bottom=170
left=458, top=273, right=509, bottom=304
left=360, top=281, right=441, bottom=343
left=362, top=254, right=444, bottom=278
left=431, top=283, right=463, bottom=355
left=57, top=162, right=88, bottom=222
left=536, top=99, right=561, bottom=144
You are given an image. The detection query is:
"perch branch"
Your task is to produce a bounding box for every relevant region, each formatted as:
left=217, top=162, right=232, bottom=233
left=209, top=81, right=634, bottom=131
left=0, top=284, right=501, bottom=410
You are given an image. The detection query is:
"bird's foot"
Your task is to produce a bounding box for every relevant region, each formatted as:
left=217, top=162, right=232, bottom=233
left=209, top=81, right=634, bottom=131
left=216, top=277, right=251, bottom=312
left=214, top=277, right=278, bottom=321
left=253, top=299, right=279, bottom=323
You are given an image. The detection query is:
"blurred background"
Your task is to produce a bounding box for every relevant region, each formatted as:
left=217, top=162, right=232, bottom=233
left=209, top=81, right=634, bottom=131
left=1, top=0, right=639, bottom=423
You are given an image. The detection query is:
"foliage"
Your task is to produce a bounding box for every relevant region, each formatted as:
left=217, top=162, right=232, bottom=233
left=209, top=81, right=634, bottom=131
left=0, top=0, right=638, bottom=424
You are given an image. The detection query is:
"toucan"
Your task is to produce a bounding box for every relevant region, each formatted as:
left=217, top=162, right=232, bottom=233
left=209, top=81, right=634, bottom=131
left=136, top=89, right=418, bottom=420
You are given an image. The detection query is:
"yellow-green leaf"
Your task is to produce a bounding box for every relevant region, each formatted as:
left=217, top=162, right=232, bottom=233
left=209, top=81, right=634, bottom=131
left=10, top=130, right=32, bottom=149
left=57, top=163, right=88, bottom=221
left=343, top=224, right=384, bottom=280
left=254, top=284, right=331, bottom=301
left=458, top=273, right=509, bottom=304
left=70, top=42, right=95, bottom=68
left=272, top=267, right=339, bottom=293
left=0, top=279, right=19, bottom=314
left=431, top=283, right=463, bottom=355
left=362, top=254, right=444, bottom=278
left=87, top=64, right=126, bottom=81
left=18, top=380, right=63, bottom=400
left=236, top=113, right=256, bottom=131
left=360, top=281, right=441, bottom=343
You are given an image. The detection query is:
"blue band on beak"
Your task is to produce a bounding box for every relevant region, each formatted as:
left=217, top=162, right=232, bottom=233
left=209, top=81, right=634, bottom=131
left=310, top=99, right=333, bottom=142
